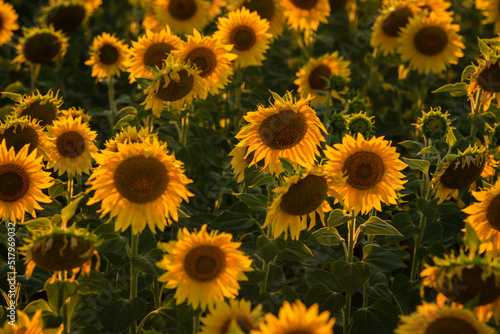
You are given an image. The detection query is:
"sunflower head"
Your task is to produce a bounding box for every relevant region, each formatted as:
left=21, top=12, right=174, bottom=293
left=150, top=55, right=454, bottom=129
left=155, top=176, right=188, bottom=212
left=102, top=126, right=155, bottom=153
left=330, top=111, right=347, bottom=135
left=13, top=25, right=69, bottom=66
left=0, top=115, right=52, bottom=159
left=60, top=106, right=92, bottom=123
left=0, top=0, right=19, bottom=46
left=200, top=299, right=263, bottom=334
left=151, top=0, right=212, bottom=35
left=85, top=32, right=130, bottom=79
left=235, top=0, right=286, bottom=38
left=416, top=106, right=451, bottom=140
left=12, top=89, right=63, bottom=127
left=346, top=111, right=374, bottom=137
left=346, top=95, right=370, bottom=115
left=468, top=56, right=500, bottom=112
left=280, top=0, right=331, bottom=43
left=41, top=0, right=89, bottom=33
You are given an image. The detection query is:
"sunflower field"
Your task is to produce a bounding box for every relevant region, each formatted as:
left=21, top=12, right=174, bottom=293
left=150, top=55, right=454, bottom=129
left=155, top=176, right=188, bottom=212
left=2, top=0, right=500, bottom=333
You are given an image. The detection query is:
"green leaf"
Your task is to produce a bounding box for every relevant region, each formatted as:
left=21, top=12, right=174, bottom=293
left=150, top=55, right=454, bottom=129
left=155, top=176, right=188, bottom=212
left=23, top=299, right=53, bottom=315
left=113, top=114, right=139, bottom=130
left=44, top=279, right=79, bottom=315
left=307, top=227, right=344, bottom=246
left=23, top=217, right=52, bottom=230
left=49, top=179, right=66, bottom=200
left=446, top=127, right=457, bottom=148
left=362, top=244, right=407, bottom=271
left=118, top=106, right=137, bottom=115
left=257, top=235, right=283, bottom=262
left=131, top=251, right=164, bottom=277
left=399, top=140, right=424, bottom=153
left=431, top=82, right=468, bottom=97
left=248, top=174, right=275, bottom=188
left=388, top=212, right=417, bottom=239
left=416, top=198, right=438, bottom=221
left=270, top=90, right=284, bottom=104
left=98, top=297, right=146, bottom=333
left=3, top=81, right=25, bottom=94
left=236, top=193, right=268, bottom=211
left=464, top=222, right=481, bottom=254
left=209, top=210, right=257, bottom=232
left=278, top=157, right=294, bottom=174
left=350, top=299, right=399, bottom=334
left=177, top=142, right=203, bottom=170
left=77, top=271, right=115, bottom=295
left=403, top=158, right=430, bottom=174
left=97, top=236, right=129, bottom=254
left=1, top=91, right=22, bottom=102
left=417, top=146, right=439, bottom=157
left=359, top=216, right=402, bottom=237
left=327, top=209, right=354, bottom=228
left=461, top=65, right=476, bottom=82
left=277, top=286, right=300, bottom=303
left=332, top=261, right=370, bottom=295
left=278, top=240, right=315, bottom=264
left=304, top=284, right=346, bottom=313
left=305, top=268, right=341, bottom=291
left=478, top=37, right=492, bottom=57
left=61, top=194, right=85, bottom=226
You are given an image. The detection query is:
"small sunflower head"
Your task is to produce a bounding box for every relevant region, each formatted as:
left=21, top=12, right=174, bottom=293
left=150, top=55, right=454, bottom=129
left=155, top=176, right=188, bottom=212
left=41, top=0, right=88, bottom=33
left=326, top=73, right=348, bottom=92
left=103, top=126, right=155, bottom=153
left=346, top=95, right=370, bottom=115
left=416, top=106, right=451, bottom=140
left=0, top=115, right=52, bottom=158
left=59, top=106, right=92, bottom=123
left=330, top=112, right=347, bottom=135
left=346, top=112, right=374, bottom=137
left=14, top=26, right=69, bottom=66
left=13, top=89, right=63, bottom=127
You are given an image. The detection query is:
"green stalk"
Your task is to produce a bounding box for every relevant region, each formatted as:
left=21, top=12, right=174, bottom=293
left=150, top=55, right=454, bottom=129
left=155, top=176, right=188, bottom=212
left=193, top=310, right=201, bottom=334
left=108, top=75, right=117, bottom=129
left=30, top=64, right=40, bottom=92
left=129, top=233, right=139, bottom=334
left=343, top=217, right=356, bottom=334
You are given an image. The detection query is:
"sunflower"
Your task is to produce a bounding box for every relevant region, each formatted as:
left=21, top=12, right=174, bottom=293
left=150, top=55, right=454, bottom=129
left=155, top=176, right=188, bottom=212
left=323, top=133, right=407, bottom=216
left=263, top=166, right=343, bottom=240
left=397, top=12, right=465, bottom=74
left=294, top=52, right=351, bottom=106
left=280, top=0, right=330, bottom=43
left=432, top=144, right=488, bottom=203
left=420, top=250, right=500, bottom=324
left=468, top=57, right=500, bottom=112
left=46, top=116, right=98, bottom=177
left=0, top=0, right=19, bottom=46
left=141, top=55, right=206, bottom=116
left=85, top=0, right=102, bottom=14
left=102, top=125, right=155, bottom=153
left=200, top=299, right=262, bottom=334
left=0, top=309, right=62, bottom=334
left=252, top=300, right=335, bottom=334
left=414, top=0, right=452, bottom=17
left=476, top=0, right=500, bottom=32
left=85, top=32, right=130, bottom=79
left=60, top=106, right=92, bottom=123
left=13, top=25, right=69, bottom=67
left=463, top=178, right=500, bottom=258
left=12, top=89, right=63, bottom=127
left=151, top=0, right=211, bottom=35
left=415, top=106, right=451, bottom=140
left=176, top=29, right=237, bottom=95
left=41, top=0, right=89, bottom=33
left=126, top=27, right=184, bottom=83
left=213, top=7, right=273, bottom=68
left=86, top=139, right=194, bottom=234
left=156, top=224, right=253, bottom=310
left=229, top=144, right=269, bottom=183
left=234, top=92, right=327, bottom=175
left=207, top=0, right=227, bottom=19
left=394, top=302, right=496, bottom=334
left=0, top=141, right=53, bottom=223
left=346, top=111, right=374, bottom=137
left=228, top=0, right=286, bottom=38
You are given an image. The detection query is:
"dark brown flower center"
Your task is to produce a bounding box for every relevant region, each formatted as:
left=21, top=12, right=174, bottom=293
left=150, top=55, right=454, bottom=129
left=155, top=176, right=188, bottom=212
left=381, top=6, right=413, bottom=37
left=0, top=164, right=30, bottom=203
left=290, top=0, right=318, bottom=10
left=184, top=245, right=226, bottom=282
left=230, top=26, right=256, bottom=51
left=343, top=151, right=385, bottom=190
left=486, top=194, right=500, bottom=231
left=113, top=155, right=169, bottom=204
left=443, top=266, right=500, bottom=306
left=144, top=42, right=175, bottom=68
left=99, top=44, right=119, bottom=65
left=308, top=64, right=332, bottom=90
left=20, top=101, right=58, bottom=126
left=22, top=32, right=62, bottom=64
left=155, top=70, right=195, bottom=102
left=329, top=0, right=348, bottom=13
left=279, top=174, right=328, bottom=216
left=414, top=26, right=448, bottom=56
left=185, top=47, right=217, bottom=77
left=439, top=156, right=485, bottom=190
left=258, top=108, right=308, bottom=150
left=0, top=125, right=39, bottom=154
left=168, top=0, right=196, bottom=20
left=56, top=131, right=85, bottom=158
left=243, top=0, right=275, bottom=21
left=477, top=62, right=500, bottom=93
left=424, top=316, right=479, bottom=334
left=46, top=5, right=87, bottom=32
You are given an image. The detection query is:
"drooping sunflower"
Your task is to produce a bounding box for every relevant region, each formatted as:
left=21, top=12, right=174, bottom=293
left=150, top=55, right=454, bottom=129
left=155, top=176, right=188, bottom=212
left=102, top=125, right=155, bottom=153
left=86, top=139, right=194, bottom=234
left=46, top=116, right=98, bottom=177
left=415, top=106, right=451, bottom=140
left=0, top=0, right=19, bottom=46
left=420, top=250, right=500, bottom=324
left=228, top=0, right=286, bottom=38
left=0, top=309, right=62, bottom=334
left=176, top=29, right=237, bottom=95
left=156, top=224, right=253, bottom=310
left=468, top=57, right=500, bottom=112
left=200, top=299, right=262, bottom=334
left=85, top=32, right=130, bottom=79
left=12, top=89, right=63, bottom=127
left=229, top=144, right=269, bottom=183
left=213, top=7, right=273, bottom=68
left=234, top=92, right=327, bottom=175
left=252, top=300, right=335, bottom=334
left=263, top=166, right=343, bottom=240
left=151, top=0, right=211, bottom=35
left=280, top=0, right=330, bottom=43
left=323, top=133, right=407, bottom=215
left=476, top=0, right=500, bottom=32
left=463, top=178, right=500, bottom=258
left=394, top=302, right=496, bottom=334
left=126, top=27, right=184, bottom=83
left=40, top=0, right=89, bottom=33
left=0, top=141, right=53, bottom=223
left=294, top=52, right=351, bottom=106
left=397, top=12, right=465, bottom=75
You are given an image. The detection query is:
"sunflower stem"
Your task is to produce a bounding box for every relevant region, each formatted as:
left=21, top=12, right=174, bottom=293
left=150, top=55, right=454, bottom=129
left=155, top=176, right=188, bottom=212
left=30, top=64, right=40, bottom=92
left=233, top=65, right=243, bottom=132
left=152, top=277, right=160, bottom=309
left=343, top=216, right=356, bottom=334
left=180, top=111, right=190, bottom=146
left=108, top=75, right=117, bottom=130
left=129, top=233, right=139, bottom=334
left=193, top=310, right=201, bottom=334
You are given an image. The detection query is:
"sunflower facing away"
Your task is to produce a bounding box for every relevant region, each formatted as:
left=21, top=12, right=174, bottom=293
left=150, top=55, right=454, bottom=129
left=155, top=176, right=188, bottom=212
left=156, top=224, right=253, bottom=310
left=199, top=299, right=262, bottom=334
left=0, top=141, right=52, bottom=223
left=213, top=7, right=273, bottom=68
left=12, top=89, right=63, bottom=127
left=41, top=0, right=89, bottom=33
left=151, top=0, right=211, bottom=35
left=87, top=139, right=194, bottom=234
left=252, top=300, right=335, bottom=334
left=126, top=27, right=184, bottom=83
left=294, top=52, right=351, bottom=106
left=468, top=57, right=500, bottom=112
left=394, top=302, right=496, bottom=334
left=280, top=0, right=331, bottom=43
left=324, top=133, right=407, bottom=215
left=228, top=0, right=286, bottom=38
left=176, top=29, right=237, bottom=95
left=0, top=0, right=19, bottom=46
left=85, top=32, right=130, bottom=79
left=0, top=309, right=62, bottom=334
left=397, top=12, right=464, bottom=74
left=234, top=92, right=327, bottom=175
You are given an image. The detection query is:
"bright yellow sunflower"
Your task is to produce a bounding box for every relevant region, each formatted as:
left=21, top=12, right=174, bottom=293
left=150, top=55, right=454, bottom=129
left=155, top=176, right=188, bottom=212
left=420, top=250, right=500, bottom=324
left=0, top=0, right=19, bottom=46
left=151, top=0, right=211, bottom=35
left=234, top=92, right=327, bottom=175
left=0, top=141, right=53, bottom=223
left=280, top=0, right=330, bottom=43
left=176, top=29, right=237, bottom=95
left=395, top=302, right=496, bottom=334
left=85, top=0, right=102, bottom=14
left=414, top=0, right=453, bottom=17
left=0, top=309, right=62, bottom=334
left=253, top=300, right=335, bottom=334
left=397, top=12, right=465, bottom=74
left=476, top=0, right=500, bottom=32
left=60, top=106, right=92, bottom=123
left=323, top=133, right=407, bottom=215
left=468, top=57, right=500, bottom=112
left=86, top=139, right=194, bottom=235
left=228, top=0, right=286, bottom=38
left=200, top=299, right=262, bottom=334
left=46, top=116, right=98, bottom=177
left=207, top=0, right=227, bottom=19
left=126, top=27, right=184, bottom=83
left=12, top=89, right=63, bottom=127
left=264, top=166, right=343, bottom=240
left=85, top=32, right=130, bottom=79
left=156, top=224, right=253, bottom=310
left=213, top=7, right=273, bottom=68
left=40, top=0, right=89, bottom=33
left=294, top=52, right=351, bottom=106
left=463, top=178, right=500, bottom=258
left=102, top=125, right=155, bottom=153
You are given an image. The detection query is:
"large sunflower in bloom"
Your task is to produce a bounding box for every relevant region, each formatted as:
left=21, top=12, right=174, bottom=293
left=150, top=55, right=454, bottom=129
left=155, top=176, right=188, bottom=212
left=213, top=7, right=272, bottom=68
left=397, top=12, right=464, bottom=74
left=156, top=224, right=253, bottom=310
left=152, top=0, right=211, bottom=35
left=200, top=299, right=262, bottom=334
left=294, top=52, right=351, bottom=106
left=0, top=141, right=52, bottom=223
left=394, top=303, right=496, bottom=334
left=85, top=32, right=130, bottom=79
left=323, top=133, right=407, bottom=215
left=40, top=0, right=89, bottom=33
left=87, top=139, right=194, bottom=234
left=468, top=57, right=500, bottom=112
left=13, top=90, right=63, bottom=127
left=176, top=29, right=237, bottom=95
left=253, top=300, right=335, bottom=334
left=0, top=0, right=19, bottom=46
left=126, top=27, right=184, bottom=83
left=228, top=0, right=286, bottom=38
left=234, top=92, right=326, bottom=175
left=280, top=0, right=330, bottom=42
